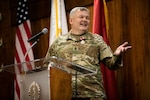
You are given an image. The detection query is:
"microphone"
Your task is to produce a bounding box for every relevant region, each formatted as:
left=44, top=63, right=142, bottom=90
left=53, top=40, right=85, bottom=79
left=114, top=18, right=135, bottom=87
left=27, top=28, right=48, bottom=42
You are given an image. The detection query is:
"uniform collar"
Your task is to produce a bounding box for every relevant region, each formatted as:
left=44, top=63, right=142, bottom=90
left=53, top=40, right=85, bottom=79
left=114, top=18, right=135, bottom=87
left=67, top=30, right=94, bottom=41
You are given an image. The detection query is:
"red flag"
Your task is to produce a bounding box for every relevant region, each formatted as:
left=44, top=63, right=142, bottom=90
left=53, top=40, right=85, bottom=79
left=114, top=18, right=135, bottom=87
left=14, top=0, right=34, bottom=99
left=92, top=0, right=117, bottom=100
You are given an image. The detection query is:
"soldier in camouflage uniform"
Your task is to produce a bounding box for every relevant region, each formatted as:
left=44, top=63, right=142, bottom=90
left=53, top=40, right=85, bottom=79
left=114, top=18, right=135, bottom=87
left=45, top=7, right=132, bottom=100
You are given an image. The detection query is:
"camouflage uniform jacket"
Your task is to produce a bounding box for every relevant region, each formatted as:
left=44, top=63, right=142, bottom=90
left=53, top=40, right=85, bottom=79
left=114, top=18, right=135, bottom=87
left=45, top=31, right=122, bottom=99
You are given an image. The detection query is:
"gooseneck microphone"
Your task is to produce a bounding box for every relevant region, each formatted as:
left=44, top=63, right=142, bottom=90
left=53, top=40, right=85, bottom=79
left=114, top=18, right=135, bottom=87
left=27, top=28, right=48, bottom=42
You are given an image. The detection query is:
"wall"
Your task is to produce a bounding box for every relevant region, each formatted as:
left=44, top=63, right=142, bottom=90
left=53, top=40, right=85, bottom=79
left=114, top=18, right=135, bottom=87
left=107, top=0, right=150, bottom=100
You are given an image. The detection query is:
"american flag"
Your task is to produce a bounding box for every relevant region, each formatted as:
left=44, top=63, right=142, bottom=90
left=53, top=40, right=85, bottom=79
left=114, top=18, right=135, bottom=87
left=14, top=0, right=34, bottom=99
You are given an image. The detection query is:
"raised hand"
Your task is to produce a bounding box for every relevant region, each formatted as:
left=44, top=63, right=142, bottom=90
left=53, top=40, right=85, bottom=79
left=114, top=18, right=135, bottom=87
left=114, top=42, right=132, bottom=56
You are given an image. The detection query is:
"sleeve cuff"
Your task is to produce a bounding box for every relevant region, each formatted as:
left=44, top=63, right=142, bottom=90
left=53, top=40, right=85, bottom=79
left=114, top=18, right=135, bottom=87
left=113, top=54, right=123, bottom=67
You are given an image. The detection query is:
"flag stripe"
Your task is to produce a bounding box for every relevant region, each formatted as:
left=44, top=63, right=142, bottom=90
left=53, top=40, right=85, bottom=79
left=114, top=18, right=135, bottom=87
left=23, top=21, right=31, bottom=39
left=15, top=51, right=21, bottom=73
left=54, top=0, right=59, bottom=37
left=15, top=49, right=22, bottom=73
left=16, top=27, right=27, bottom=56
left=14, top=77, right=20, bottom=100
left=103, top=0, right=109, bottom=34
left=15, top=31, right=24, bottom=62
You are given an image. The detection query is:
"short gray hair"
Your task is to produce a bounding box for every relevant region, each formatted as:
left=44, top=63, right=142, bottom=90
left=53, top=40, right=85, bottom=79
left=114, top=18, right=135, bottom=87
left=69, top=7, right=90, bottom=18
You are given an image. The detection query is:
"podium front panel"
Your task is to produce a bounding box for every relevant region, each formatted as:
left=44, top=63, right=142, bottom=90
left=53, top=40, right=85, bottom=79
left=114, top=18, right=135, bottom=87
left=20, top=69, right=50, bottom=100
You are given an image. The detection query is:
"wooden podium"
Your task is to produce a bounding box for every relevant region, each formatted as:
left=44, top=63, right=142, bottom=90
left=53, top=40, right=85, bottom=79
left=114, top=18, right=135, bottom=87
left=1, top=57, right=95, bottom=100
left=1, top=58, right=72, bottom=100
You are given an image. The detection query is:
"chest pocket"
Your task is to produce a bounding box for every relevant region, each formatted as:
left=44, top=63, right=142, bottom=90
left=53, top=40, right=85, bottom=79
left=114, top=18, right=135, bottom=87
left=86, top=43, right=99, bottom=57
left=72, top=42, right=100, bottom=64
